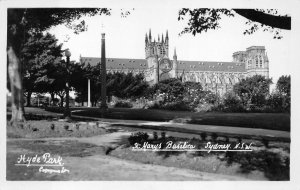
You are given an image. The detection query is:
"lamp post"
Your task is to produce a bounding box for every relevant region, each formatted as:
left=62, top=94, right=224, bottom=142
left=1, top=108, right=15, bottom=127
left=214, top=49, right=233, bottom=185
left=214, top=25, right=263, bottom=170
left=64, top=49, right=71, bottom=119
left=100, top=32, right=108, bottom=113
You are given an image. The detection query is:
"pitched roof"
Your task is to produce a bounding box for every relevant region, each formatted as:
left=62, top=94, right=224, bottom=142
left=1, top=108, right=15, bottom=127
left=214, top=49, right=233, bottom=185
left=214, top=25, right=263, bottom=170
left=80, top=57, right=246, bottom=72
left=80, top=57, right=148, bottom=70
left=177, top=60, right=246, bottom=72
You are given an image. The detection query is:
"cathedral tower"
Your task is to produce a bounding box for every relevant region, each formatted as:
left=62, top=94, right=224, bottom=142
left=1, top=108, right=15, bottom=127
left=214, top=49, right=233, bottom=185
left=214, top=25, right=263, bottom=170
left=145, top=30, right=170, bottom=84
left=244, top=46, right=269, bottom=78
left=145, top=29, right=169, bottom=59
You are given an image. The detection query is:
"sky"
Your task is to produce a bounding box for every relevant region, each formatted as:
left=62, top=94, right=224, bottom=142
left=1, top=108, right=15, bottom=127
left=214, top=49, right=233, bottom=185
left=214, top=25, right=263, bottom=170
left=48, top=6, right=292, bottom=89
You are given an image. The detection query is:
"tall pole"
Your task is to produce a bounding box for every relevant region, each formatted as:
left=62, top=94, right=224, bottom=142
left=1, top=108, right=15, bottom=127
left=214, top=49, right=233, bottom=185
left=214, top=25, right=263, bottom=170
left=100, top=33, right=107, bottom=112
left=88, top=79, right=91, bottom=107
left=64, top=51, right=71, bottom=119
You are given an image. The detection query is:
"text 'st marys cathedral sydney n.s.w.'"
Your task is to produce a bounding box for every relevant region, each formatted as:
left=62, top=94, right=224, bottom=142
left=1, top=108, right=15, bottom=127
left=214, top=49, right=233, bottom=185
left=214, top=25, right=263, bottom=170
left=80, top=30, right=269, bottom=95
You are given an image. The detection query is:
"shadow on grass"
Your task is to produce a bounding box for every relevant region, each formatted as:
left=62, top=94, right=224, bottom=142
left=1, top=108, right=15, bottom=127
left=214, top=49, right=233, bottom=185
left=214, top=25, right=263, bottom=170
left=224, top=150, right=289, bottom=181
left=126, top=132, right=289, bottom=180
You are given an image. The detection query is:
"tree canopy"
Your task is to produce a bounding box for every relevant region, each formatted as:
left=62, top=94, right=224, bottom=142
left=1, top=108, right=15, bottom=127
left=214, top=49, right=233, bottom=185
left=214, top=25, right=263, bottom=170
left=233, top=75, right=273, bottom=107
left=7, top=8, right=112, bottom=123
left=178, top=9, right=291, bottom=39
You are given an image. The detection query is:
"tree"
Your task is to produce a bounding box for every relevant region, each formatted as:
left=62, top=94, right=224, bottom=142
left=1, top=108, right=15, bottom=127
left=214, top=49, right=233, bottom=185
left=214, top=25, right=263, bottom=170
left=268, top=75, right=291, bottom=112
left=70, top=62, right=89, bottom=106
left=178, top=9, right=291, bottom=39
left=107, top=72, right=149, bottom=99
left=276, top=75, right=290, bottom=97
left=7, top=8, right=111, bottom=124
left=21, top=32, right=63, bottom=106
left=233, top=75, right=272, bottom=108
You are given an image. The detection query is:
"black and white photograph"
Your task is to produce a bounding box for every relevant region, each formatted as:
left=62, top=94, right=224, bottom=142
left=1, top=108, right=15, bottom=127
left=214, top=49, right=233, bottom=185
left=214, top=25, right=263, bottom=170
left=1, top=0, right=300, bottom=189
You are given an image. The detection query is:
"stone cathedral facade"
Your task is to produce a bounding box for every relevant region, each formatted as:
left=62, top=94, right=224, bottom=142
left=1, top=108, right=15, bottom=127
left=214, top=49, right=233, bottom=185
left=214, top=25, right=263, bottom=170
left=80, top=30, right=269, bottom=95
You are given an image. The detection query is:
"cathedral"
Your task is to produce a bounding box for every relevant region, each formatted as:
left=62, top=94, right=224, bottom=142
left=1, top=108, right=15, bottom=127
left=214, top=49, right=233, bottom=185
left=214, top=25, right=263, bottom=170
left=80, top=30, right=269, bottom=95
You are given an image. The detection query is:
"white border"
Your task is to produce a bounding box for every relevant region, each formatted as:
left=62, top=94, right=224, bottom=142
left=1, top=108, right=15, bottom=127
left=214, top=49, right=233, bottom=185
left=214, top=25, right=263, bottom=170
left=1, top=0, right=299, bottom=190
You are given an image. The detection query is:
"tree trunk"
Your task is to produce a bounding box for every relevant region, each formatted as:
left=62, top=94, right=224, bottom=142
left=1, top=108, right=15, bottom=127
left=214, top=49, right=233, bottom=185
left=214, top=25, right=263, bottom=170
left=26, top=91, right=32, bottom=107
left=59, top=95, right=64, bottom=107
left=7, top=46, right=25, bottom=124
left=50, top=93, right=55, bottom=106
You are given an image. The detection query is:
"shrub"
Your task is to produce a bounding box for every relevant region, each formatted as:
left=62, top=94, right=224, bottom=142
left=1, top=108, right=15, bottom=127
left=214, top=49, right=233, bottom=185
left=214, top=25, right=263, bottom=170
left=221, top=92, right=245, bottom=112
left=153, top=131, right=158, bottom=140
left=161, top=131, right=166, bottom=139
left=267, top=92, right=290, bottom=112
left=128, top=132, right=149, bottom=146
left=45, top=106, right=65, bottom=113
left=200, top=132, right=207, bottom=141
left=146, top=79, right=206, bottom=111
left=262, top=138, right=269, bottom=148
left=211, top=133, right=218, bottom=141
left=114, top=100, right=133, bottom=108
left=195, top=103, right=214, bottom=112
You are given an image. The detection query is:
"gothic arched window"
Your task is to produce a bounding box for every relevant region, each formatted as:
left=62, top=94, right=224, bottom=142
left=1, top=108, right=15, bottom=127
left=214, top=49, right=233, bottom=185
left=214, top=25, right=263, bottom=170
left=160, top=48, right=165, bottom=55
left=259, top=55, right=263, bottom=68
left=256, top=56, right=259, bottom=68
left=248, top=60, right=252, bottom=69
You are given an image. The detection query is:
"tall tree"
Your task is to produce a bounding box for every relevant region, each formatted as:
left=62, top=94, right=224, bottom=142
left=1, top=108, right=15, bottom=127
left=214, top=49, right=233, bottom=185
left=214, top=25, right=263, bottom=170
left=21, top=32, right=63, bottom=106
left=276, top=75, right=291, bottom=96
left=274, top=75, right=291, bottom=111
left=233, top=75, right=272, bottom=107
left=178, top=9, right=290, bottom=39
left=70, top=62, right=89, bottom=105
left=7, top=8, right=111, bottom=124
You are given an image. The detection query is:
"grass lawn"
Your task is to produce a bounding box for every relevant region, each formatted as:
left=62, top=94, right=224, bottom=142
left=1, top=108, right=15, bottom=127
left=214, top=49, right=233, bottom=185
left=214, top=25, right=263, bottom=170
left=11, top=106, right=289, bottom=132
left=65, top=107, right=290, bottom=132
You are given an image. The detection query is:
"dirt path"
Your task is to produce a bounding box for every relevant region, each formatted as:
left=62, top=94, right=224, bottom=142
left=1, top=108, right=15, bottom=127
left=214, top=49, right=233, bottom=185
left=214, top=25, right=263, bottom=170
left=62, top=154, right=249, bottom=181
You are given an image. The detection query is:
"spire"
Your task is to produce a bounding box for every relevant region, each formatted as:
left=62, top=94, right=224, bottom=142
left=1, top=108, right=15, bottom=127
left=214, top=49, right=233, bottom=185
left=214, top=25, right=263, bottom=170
left=161, top=33, right=164, bottom=43
left=145, top=33, right=148, bottom=43
left=165, top=30, right=169, bottom=44
left=149, top=29, right=152, bottom=41
left=173, top=47, right=177, bottom=59
left=158, top=34, right=160, bottom=42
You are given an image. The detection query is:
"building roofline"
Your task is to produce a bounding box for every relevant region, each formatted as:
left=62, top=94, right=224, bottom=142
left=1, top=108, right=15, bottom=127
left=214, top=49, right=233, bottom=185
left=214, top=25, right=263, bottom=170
left=246, top=46, right=265, bottom=50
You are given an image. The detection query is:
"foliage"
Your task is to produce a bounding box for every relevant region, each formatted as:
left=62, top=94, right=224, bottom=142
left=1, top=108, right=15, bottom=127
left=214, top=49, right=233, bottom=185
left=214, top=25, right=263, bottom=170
left=276, top=75, right=290, bottom=96
left=114, top=100, right=133, bottom=108
left=273, top=75, right=290, bottom=112
left=21, top=33, right=63, bottom=91
left=74, top=68, right=149, bottom=106
left=128, top=132, right=149, bottom=146
left=233, top=75, right=272, bottom=109
left=220, top=92, right=245, bottom=112
left=178, top=9, right=290, bottom=39
left=146, top=78, right=206, bottom=111
left=267, top=92, right=290, bottom=113
left=44, top=106, right=65, bottom=113
left=200, top=132, right=207, bottom=141
left=7, top=8, right=112, bottom=123
left=107, top=72, right=149, bottom=99
left=178, top=9, right=234, bottom=36
left=70, top=62, right=89, bottom=104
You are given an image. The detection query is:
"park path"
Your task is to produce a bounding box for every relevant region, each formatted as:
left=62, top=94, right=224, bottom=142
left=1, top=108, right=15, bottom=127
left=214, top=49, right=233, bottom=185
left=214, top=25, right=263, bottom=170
left=7, top=131, right=250, bottom=181
left=62, top=154, right=249, bottom=180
